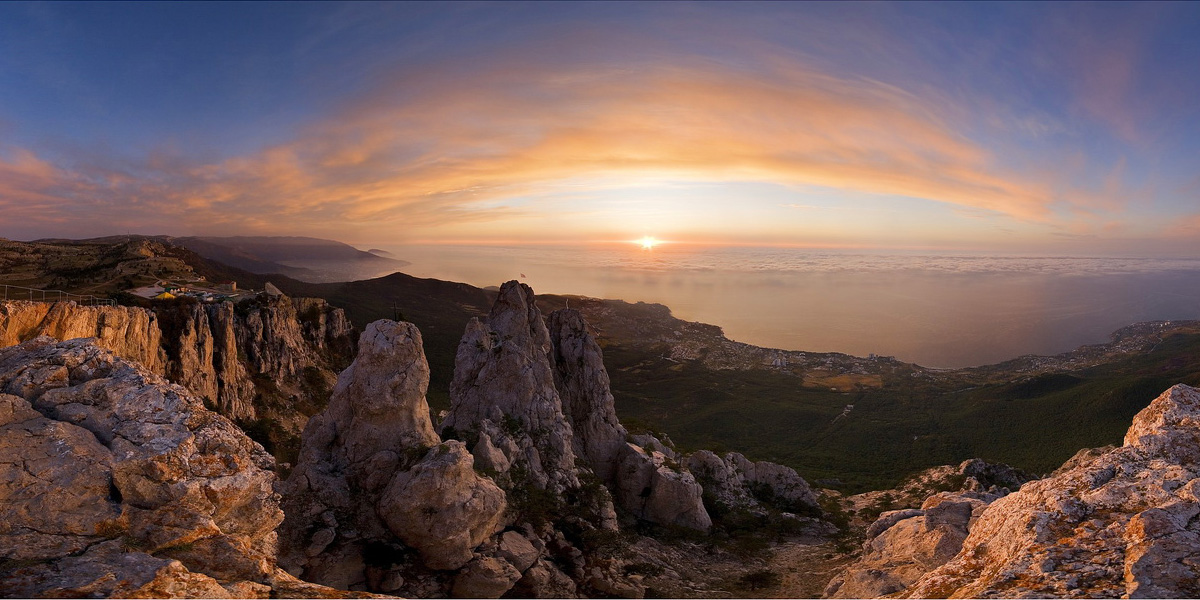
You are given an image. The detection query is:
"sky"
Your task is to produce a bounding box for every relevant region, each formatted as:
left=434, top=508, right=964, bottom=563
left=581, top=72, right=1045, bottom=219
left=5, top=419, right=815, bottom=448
left=1, top=1, right=1200, bottom=255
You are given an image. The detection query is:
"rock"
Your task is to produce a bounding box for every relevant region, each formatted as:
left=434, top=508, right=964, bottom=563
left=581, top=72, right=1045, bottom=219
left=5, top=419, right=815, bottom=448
left=826, top=491, right=986, bottom=598
left=510, top=558, right=579, bottom=598
left=451, top=556, right=523, bottom=598
left=497, top=530, right=540, bottom=572
left=687, top=450, right=818, bottom=515
left=0, top=300, right=165, bottom=373
left=280, top=320, right=442, bottom=580
left=615, top=443, right=711, bottom=531
left=889, top=384, right=1200, bottom=598
left=378, top=441, right=507, bottom=571
left=547, top=308, right=628, bottom=484
left=2, top=540, right=233, bottom=599
left=0, top=336, right=307, bottom=597
left=440, top=281, right=579, bottom=492
left=204, top=302, right=256, bottom=421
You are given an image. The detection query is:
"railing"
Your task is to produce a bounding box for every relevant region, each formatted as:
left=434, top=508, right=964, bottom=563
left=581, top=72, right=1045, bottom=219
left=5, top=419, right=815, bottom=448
left=0, top=284, right=116, bottom=307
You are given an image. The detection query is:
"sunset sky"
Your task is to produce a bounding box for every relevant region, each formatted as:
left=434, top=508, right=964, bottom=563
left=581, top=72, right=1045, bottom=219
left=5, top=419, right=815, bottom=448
left=2, top=2, right=1200, bottom=254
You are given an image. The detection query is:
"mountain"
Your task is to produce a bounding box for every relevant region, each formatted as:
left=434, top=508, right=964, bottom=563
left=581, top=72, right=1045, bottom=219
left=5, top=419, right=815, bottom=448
left=170, top=236, right=410, bottom=283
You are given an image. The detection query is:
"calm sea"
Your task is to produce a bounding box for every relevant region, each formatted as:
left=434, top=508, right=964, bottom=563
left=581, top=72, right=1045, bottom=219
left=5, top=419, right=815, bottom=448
left=374, top=244, right=1200, bottom=368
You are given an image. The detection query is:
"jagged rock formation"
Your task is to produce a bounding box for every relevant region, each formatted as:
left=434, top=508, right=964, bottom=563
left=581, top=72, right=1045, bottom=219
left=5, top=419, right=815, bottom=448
left=0, top=300, right=164, bottom=372
left=0, top=336, right=351, bottom=598
left=440, top=282, right=580, bottom=493
left=827, top=384, right=1200, bottom=598
left=546, top=307, right=709, bottom=529
left=281, top=320, right=513, bottom=594
left=687, top=450, right=820, bottom=515
left=547, top=308, right=628, bottom=484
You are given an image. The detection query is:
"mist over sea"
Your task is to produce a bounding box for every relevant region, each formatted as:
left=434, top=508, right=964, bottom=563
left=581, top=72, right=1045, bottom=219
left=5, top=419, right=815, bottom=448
left=378, top=244, right=1200, bottom=368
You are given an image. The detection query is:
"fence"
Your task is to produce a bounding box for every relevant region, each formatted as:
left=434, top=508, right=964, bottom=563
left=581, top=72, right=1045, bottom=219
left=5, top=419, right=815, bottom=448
left=0, top=284, right=116, bottom=307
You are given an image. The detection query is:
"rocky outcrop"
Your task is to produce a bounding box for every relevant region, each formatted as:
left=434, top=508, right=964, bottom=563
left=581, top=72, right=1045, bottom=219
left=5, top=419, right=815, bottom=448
left=824, top=489, right=1002, bottom=598
left=205, top=302, right=256, bottom=420
left=281, top=320, right=519, bottom=595
left=547, top=308, right=628, bottom=484
left=615, top=443, right=712, bottom=531
left=440, top=281, right=579, bottom=492
left=827, top=384, right=1200, bottom=598
left=380, top=442, right=507, bottom=571
left=281, top=320, right=445, bottom=585
left=0, top=300, right=164, bottom=373
left=295, top=296, right=356, bottom=367
left=687, top=450, right=819, bottom=515
left=0, top=336, right=298, bottom=597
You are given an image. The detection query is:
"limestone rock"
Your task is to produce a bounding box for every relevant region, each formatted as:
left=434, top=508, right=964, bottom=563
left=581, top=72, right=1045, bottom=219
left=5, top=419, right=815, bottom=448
left=510, top=558, right=579, bottom=599
left=2, top=540, right=234, bottom=599
left=280, top=320, right=441, bottom=580
left=687, top=450, right=819, bottom=514
left=497, top=530, right=541, bottom=572
left=441, top=281, right=578, bottom=492
left=451, top=555, right=523, bottom=598
left=0, top=300, right=165, bottom=373
left=547, top=308, right=628, bottom=484
left=0, top=336, right=286, bottom=595
left=615, top=443, right=711, bottom=531
left=378, top=441, right=507, bottom=571
left=887, top=384, right=1200, bottom=598
left=205, top=302, right=256, bottom=421
left=825, top=491, right=993, bottom=598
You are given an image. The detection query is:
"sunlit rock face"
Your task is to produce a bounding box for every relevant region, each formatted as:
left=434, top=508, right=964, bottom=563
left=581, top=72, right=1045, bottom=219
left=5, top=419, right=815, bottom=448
left=0, top=336, right=287, bottom=598
left=826, top=383, right=1200, bottom=599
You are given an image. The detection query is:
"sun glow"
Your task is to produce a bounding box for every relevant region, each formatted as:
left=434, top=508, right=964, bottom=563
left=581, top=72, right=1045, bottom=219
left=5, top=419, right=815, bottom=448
left=637, top=236, right=660, bottom=249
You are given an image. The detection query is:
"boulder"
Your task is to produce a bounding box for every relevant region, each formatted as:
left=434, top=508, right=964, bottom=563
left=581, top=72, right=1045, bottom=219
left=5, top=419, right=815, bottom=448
left=378, top=442, right=507, bottom=571
left=615, top=443, right=711, bottom=531
left=451, top=556, right=523, bottom=598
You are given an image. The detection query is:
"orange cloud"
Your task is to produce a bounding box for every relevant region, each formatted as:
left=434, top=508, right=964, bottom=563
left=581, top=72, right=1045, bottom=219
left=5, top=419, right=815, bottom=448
left=0, top=49, right=1136, bottom=243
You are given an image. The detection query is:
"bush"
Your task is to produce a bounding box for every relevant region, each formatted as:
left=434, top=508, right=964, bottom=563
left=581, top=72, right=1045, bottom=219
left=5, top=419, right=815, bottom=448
left=737, top=570, right=782, bottom=591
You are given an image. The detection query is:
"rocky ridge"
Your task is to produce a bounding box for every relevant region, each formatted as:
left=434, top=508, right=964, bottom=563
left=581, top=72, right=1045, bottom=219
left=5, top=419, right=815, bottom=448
left=826, top=383, right=1200, bottom=598
left=282, top=281, right=823, bottom=597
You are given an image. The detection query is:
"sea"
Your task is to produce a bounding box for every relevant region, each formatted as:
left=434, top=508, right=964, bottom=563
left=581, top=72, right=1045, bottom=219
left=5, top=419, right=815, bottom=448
left=372, top=244, right=1200, bottom=369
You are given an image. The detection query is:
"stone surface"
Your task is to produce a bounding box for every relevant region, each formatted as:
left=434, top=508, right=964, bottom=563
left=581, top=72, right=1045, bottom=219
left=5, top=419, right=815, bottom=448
left=0, top=300, right=164, bottom=373
left=280, top=320, right=444, bottom=582
left=547, top=308, right=628, bottom=484
left=0, top=336, right=329, bottom=597
left=687, top=450, right=819, bottom=514
left=378, top=442, right=507, bottom=571
left=440, top=281, right=579, bottom=492
left=450, top=555, right=523, bottom=598
left=825, top=491, right=993, bottom=598
left=615, top=443, right=712, bottom=531
left=827, top=384, right=1200, bottom=599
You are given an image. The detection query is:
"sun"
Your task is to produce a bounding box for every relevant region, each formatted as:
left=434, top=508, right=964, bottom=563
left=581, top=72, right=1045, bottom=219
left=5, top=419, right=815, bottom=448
left=637, top=236, right=660, bottom=250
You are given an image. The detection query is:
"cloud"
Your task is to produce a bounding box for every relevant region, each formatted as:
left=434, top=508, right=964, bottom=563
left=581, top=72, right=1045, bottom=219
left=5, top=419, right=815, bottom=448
left=0, top=36, right=1138, bottom=242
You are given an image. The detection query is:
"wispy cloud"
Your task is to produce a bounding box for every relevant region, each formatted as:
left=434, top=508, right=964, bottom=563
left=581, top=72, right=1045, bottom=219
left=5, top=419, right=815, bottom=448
left=0, top=37, right=1142, bottom=243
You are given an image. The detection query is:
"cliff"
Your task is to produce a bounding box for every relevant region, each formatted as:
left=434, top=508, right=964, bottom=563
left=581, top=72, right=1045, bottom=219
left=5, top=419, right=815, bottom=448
left=0, top=294, right=356, bottom=466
